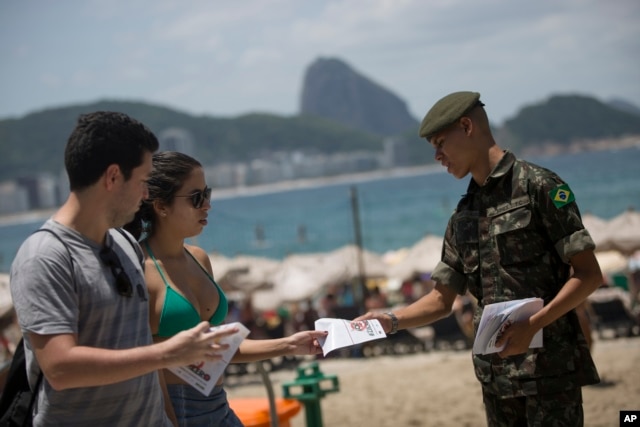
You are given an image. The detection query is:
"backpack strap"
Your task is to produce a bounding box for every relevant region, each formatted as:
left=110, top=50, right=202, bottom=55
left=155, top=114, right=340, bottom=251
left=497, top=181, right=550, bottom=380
left=113, top=228, right=144, bottom=268
left=0, top=337, right=43, bottom=421
left=0, top=228, right=73, bottom=423
left=35, top=227, right=75, bottom=272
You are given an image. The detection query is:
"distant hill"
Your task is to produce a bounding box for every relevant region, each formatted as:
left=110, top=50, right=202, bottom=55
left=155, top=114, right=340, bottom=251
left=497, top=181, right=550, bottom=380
left=1, top=57, right=640, bottom=183
left=0, top=101, right=384, bottom=181
left=300, top=57, right=419, bottom=136
left=608, top=98, right=640, bottom=116
left=500, top=94, right=640, bottom=151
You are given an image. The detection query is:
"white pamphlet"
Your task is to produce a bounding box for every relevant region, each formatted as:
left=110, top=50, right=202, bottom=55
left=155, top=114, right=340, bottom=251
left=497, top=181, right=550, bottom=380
left=168, top=322, right=249, bottom=396
left=473, top=297, right=544, bottom=355
left=314, top=318, right=386, bottom=356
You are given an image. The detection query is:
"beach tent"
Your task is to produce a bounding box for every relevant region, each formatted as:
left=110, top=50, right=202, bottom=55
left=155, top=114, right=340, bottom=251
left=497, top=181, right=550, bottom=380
left=386, top=235, right=443, bottom=281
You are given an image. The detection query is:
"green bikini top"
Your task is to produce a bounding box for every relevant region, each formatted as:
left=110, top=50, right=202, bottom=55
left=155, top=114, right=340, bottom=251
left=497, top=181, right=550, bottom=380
left=145, top=241, right=228, bottom=338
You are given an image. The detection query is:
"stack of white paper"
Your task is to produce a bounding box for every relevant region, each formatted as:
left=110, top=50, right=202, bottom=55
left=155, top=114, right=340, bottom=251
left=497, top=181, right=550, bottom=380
left=168, top=322, right=250, bottom=396
left=315, top=318, right=386, bottom=356
left=473, top=298, right=544, bottom=355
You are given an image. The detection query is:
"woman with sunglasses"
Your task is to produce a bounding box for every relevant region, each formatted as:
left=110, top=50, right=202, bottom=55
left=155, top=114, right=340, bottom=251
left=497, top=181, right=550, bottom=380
left=125, top=151, right=327, bottom=427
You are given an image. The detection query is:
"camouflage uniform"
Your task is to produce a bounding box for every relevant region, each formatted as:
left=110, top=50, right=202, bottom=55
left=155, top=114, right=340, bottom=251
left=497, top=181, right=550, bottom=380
left=431, top=151, right=599, bottom=426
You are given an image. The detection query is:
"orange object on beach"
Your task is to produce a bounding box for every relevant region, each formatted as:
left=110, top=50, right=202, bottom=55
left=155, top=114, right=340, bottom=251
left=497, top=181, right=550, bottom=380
left=229, top=398, right=302, bottom=427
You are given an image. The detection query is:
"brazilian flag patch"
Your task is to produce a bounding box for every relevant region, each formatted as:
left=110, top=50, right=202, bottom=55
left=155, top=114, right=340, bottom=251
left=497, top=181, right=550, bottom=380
left=549, top=184, right=575, bottom=208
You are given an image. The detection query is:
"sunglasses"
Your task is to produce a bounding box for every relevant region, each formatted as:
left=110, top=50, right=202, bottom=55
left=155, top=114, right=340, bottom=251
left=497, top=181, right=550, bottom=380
left=99, top=245, right=133, bottom=297
left=175, top=186, right=212, bottom=209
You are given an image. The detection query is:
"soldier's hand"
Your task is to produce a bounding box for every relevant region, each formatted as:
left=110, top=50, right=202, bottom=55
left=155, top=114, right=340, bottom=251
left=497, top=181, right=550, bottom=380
left=496, top=319, right=537, bottom=358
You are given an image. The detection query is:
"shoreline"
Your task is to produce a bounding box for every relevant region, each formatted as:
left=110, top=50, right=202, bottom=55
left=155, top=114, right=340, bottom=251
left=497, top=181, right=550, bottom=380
left=0, top=164, right=443, bottom=227
left=207, top=163, right=443, bottom=201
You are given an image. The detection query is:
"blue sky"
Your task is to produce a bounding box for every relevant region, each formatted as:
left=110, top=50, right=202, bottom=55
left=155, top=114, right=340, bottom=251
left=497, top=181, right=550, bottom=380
left=1, top=0, right=639, bottom=125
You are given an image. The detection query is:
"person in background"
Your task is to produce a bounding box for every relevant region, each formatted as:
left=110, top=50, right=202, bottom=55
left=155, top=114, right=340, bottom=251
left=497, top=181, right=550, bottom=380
left=319, top=292, right=337, bottom=318
left=9, top=112, right=234, bottom=426
left=125, top=151, right=327, bottom=427
left=629, top=251, right=640, bottom=312
left=364, top=286, right=388, bottom=311
left=294, top=298, right=320, bottom=332
left=357, top=92, right=602, bottom=426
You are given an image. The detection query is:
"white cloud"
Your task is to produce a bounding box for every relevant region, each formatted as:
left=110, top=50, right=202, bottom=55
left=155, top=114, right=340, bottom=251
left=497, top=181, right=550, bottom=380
left=39, top=73, right=63, bottom=89
left=1, top=0, right=639, bottom=124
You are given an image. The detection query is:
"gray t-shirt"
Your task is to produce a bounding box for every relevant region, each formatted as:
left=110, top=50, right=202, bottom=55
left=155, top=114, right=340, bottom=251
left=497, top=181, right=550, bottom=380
left=10, top=220, right=172, bottom=426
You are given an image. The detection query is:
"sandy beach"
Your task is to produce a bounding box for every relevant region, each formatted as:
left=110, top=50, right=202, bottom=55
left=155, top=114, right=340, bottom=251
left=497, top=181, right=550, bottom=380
left=226, top=336, right=640, bottom=427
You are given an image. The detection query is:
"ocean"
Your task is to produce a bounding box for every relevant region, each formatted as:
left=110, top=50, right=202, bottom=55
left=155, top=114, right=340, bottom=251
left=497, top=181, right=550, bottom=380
left=1, top=147, right=639, bottom=273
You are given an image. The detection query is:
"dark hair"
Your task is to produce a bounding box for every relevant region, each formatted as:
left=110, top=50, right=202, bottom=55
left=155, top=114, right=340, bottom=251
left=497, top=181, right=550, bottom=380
left=124, top=151, right=202, bottom=240
left=64, top=111, right=159, bottom=191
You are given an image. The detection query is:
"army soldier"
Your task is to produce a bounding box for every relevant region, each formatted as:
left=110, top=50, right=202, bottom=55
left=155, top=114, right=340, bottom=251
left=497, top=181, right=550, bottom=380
left=357, top=91, right=602, bottom=426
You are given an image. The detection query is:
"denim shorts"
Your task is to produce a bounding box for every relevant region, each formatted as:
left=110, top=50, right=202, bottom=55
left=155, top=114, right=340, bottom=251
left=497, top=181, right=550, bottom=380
left=167, top=384, right=244, bottom=427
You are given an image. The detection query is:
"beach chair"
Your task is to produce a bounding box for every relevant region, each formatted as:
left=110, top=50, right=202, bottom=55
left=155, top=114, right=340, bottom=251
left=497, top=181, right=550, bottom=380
left=589, top=297, right=639, bottom=339
left=430, top=313, right=472, bottom=351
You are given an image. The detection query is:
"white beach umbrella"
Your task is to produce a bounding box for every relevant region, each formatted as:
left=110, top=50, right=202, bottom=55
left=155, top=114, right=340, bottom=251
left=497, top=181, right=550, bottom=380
left=211, top=254, right=280, bottom=293
left=382, top=247, right=410, bottom=266
left=387, top=235, right=443, bottom=281
left=582, top=213, right=608, bottom=248
left=0, top=273, right=13, bottom=318
left=595, top=250, right=628, bottom=274
left=251, top=288, right=285, bottom=312
left=599, top=209, right=640, bottom=255
left=273, top=252, right=347, bottom=300
left=250, top=251, right=347, bottom=310
left=323, top=244, right=388, bottom=279
left=209, top=253, right=234, bottom=279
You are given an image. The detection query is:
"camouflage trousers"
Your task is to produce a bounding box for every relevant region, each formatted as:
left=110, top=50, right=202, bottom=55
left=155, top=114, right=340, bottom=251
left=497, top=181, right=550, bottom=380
left=482, top=387, right=583, bottom=427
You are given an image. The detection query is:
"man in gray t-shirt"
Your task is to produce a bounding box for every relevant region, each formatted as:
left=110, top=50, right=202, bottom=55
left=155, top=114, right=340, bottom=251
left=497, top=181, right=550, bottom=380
left=9, top=112, right=236, bottom=426
left=11, top=222, right=169, bottom=425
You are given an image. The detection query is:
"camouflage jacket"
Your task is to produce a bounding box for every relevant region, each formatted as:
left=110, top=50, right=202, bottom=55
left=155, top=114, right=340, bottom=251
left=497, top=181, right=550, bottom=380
left=431, top=151, right=599, bottom=397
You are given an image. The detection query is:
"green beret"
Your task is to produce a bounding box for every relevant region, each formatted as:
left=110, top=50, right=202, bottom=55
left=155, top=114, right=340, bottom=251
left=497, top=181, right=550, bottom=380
left=419, top=91, right=482, bottom=139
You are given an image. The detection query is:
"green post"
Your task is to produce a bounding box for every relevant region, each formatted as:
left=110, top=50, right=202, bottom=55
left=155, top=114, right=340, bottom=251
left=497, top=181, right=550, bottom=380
left=282, top=362, right=339, bottom=427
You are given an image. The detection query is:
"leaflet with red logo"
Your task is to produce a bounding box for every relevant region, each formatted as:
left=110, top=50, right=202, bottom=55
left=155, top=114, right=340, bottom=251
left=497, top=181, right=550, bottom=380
left=472, top=297, right=543, bottom=355
left=314, top=318, right=386, bottom=356
left=168, top=322, right=250, bottom=396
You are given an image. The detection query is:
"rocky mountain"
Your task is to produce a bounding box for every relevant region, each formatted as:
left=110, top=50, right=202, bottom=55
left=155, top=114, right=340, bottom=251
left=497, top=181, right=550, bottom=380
left=300, top=57, right=418, bottom=137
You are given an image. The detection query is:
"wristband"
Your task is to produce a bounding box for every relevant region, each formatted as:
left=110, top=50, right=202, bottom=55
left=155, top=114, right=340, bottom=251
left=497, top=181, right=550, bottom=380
left=385, top=312, right=399, bottom=335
